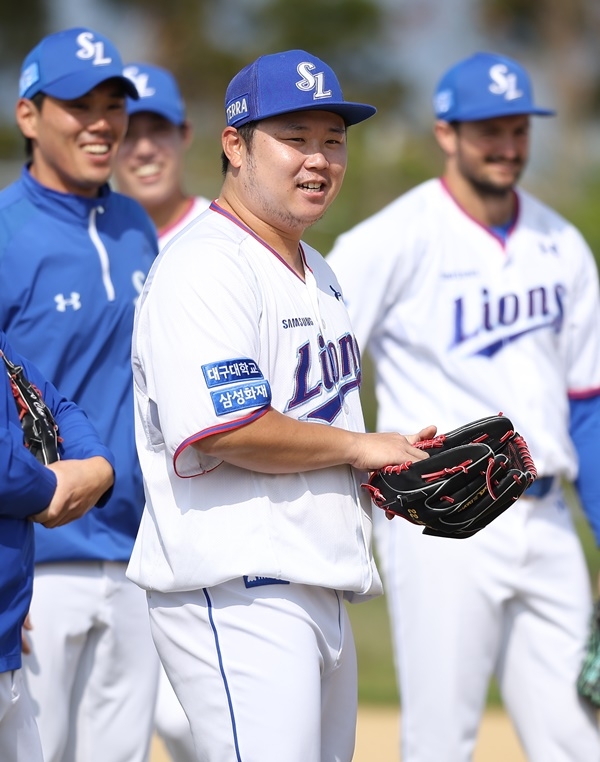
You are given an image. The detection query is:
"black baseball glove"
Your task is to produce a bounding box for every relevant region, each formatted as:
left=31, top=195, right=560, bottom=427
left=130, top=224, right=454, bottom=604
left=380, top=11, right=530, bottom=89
left=2, top=351, right=60, bottom=465
left=363, top=414, right=537, bottom=539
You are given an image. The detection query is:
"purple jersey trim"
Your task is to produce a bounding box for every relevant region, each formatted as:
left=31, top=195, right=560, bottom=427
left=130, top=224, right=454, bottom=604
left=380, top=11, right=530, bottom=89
left=209, top=201, right=309, bottom=282
left=173, top=405, right=270, bottom=478
left=568, top=386, right=600, bottom=400
left=439, top=177, right=520, bottom=248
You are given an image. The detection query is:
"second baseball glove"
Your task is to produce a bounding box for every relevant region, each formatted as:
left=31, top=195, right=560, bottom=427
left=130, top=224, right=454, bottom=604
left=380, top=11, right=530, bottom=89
left=1, top=351, right=61, bottom=465
left=363, top=414, right=537, bottom=539
left=577, top=599, right=600, bottom=707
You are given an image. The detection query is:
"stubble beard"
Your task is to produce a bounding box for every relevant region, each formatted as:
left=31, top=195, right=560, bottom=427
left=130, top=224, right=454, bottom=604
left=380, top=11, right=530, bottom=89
left=467, top=160, right=524, bottom=199
left=242, top=149, right=333, bottom=234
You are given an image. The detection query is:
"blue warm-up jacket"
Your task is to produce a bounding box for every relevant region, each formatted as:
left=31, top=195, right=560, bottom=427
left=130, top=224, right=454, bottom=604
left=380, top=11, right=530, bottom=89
left=0, top=167, right=158, bottom=564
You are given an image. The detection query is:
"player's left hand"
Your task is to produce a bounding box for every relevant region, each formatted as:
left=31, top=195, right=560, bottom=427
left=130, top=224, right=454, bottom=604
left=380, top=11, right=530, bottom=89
left=29, top=456, right=114, bottom=528
left=364, top=414, right=536, bottom=537
left=351, top=425, right=437, bottom=472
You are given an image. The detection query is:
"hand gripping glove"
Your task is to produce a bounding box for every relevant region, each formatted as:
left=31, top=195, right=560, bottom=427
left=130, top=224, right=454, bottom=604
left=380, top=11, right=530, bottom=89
left=1, top=351, right=61, bottom=465
left=363, top=414, right=537, bottom=539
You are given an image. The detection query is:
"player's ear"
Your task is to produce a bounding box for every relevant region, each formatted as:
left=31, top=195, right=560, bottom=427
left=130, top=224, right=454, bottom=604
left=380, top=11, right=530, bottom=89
left=221, top=126, right=244, bottom=169
left=434, top=119, right=458, bottom=157
left=16, top=98, right=40, bottom=140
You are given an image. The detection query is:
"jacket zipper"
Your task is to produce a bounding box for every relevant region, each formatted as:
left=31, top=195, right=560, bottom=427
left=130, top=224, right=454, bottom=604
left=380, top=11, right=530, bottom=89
left=88, top=207, right=115, bottom=302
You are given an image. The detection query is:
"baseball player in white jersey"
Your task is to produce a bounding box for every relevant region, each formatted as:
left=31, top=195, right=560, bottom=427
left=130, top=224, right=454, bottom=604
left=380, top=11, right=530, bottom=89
left=115, top=62, right=211, bottom=251
left=328, top=51, right=600, bottom=761
left=127, top=49, right=437, bottom=762
left=115, top=62, right=210, bottom=762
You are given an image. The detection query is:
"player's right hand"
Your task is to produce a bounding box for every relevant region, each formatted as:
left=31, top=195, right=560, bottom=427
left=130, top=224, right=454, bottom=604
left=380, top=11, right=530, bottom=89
left=29, top=456, right=114, bottom=528
left=351, top=425, right=437, bottom=472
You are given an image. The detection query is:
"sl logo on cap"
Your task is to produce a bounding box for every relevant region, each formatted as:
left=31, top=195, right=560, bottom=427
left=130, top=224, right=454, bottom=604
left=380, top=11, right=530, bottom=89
left=76, top=31, right=112, bottom=67
left=488, top=64, right=523, bottom=101
left=296, top=62, right=332, bottom=100
left=123, top=67, right=156, bottom=98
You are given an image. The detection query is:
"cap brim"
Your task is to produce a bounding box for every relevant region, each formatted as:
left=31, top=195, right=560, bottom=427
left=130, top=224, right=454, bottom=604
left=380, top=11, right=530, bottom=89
left=43, top=71, right=139, bottom=100
left=127, top=99, right=184, bottom=125
left=440, top=106, right=555, bottom=122
left=235, top=101, right=376, bottom=128
left=330, top=102, right=377, bottom=126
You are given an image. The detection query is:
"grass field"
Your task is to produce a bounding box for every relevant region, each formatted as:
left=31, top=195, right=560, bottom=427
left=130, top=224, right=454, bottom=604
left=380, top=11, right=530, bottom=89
left=348, top=507, right=600, bottom=707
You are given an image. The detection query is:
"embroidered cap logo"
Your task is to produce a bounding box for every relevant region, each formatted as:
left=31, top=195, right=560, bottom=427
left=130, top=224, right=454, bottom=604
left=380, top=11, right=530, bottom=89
left=75, top=31, right=112, bottom=67
left=488, top=63, right=523, bottom=102
left=295, top=62, right=332, bottom=100
left=123, top=67, right=156, bottom=98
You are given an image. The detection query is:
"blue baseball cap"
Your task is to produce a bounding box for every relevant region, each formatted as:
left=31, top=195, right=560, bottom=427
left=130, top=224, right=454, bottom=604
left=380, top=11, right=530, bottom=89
left=433, top=52, right=555, bottom=122
left=123, top=63, right=186, bottom=125
left=19, top=27, right=139, bottom=101
left=225, top=49, right=376, bottom=128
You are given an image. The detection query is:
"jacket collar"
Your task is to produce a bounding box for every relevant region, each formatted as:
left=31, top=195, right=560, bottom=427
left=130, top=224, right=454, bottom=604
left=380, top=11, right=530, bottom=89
left=21, top=164, right=112, bottom=223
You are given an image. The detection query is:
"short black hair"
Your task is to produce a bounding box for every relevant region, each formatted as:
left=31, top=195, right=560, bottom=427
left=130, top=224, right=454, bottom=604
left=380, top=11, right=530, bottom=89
left=24, top=92, right=46, bottom=160
left=221, top=122, right=258, bottom=176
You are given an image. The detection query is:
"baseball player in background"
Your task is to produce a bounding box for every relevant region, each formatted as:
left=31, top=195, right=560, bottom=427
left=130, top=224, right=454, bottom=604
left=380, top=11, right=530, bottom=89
left=115, top=61, right=210, bottom=762
left=327, top=51, right=600, bottom=761
left=0, top=330, right=114, bottom=762
left=115, top=62, right=211, bottom=253
left=0, top=27, right=160, bottom=762
left=127, top=49, right=436, bottom=762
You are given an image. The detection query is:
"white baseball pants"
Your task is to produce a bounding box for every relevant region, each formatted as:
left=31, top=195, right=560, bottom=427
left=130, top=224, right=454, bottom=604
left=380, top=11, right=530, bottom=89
left=155, top=662, right=196, bottom=762
left=148, top=578, right=358, bottom=762
left=0, top=669, right=43, bottom=762
left=23, top=561, right=160, bottom=762
left=374, top=488, right=600, bottom=762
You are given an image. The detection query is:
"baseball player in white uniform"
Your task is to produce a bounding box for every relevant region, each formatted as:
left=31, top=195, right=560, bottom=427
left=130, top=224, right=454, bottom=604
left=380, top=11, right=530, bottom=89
left=116, top=62, right=211, bottom=248
left=116, top=62, right=210, bottom=762
left=328, top=52, right=600, bottom=761
left=127, top=49, right=436, bottom=762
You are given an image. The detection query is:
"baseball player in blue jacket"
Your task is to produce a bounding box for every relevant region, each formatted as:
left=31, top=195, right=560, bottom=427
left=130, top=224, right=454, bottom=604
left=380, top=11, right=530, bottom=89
left=0, top=27, right=159, bottom=762
left=0, top=330, right=114, bottom=762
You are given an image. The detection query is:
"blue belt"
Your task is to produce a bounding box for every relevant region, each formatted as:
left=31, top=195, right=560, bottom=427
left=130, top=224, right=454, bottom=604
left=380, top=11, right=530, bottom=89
left=524, top=476, right=554, bottom=499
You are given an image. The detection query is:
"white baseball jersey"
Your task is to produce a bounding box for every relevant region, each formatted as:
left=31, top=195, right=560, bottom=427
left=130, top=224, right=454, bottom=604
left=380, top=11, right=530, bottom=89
left=158, top=195, right=211, bottom=249
left=156, top=197, right=212, bottom=762
left=327, top=177, right=600, bottom=761
left=327, top=178, right=600, bottom=478
left=128, top=202, right=382, bottom=598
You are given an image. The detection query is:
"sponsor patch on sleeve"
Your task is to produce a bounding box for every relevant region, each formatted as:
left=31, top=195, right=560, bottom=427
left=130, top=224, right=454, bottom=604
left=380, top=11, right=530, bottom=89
left=210, top=379, right=272, bottom=416
left=202, top=358, right=264, bottom=388
left=203, top=358, right=271, bottom=416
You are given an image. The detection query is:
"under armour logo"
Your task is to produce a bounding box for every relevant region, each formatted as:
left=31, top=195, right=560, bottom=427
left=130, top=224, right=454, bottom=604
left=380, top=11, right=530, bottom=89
left=75, top=32, right=112, bottom=67
left=330, top=285, right=342, bottom=301
left=55, top=293, right=82, bottom=312
left=539, top=242, right=559, bottom=256
left=488, top=64, right=523, bottom=101
left=123, top=67, right=156, bottom=98
left=296, top=62, right=332, bottom=101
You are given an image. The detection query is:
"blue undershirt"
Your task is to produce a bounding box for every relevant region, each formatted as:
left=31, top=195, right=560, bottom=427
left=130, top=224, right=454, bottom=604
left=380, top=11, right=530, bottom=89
left=489, top=218, right=514, bottom=243
left=570, top=394, right=600, bottom=545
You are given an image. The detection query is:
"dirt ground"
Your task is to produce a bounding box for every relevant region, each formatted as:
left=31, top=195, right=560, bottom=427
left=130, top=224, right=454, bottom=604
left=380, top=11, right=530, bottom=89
left=150, top=706, right=526, bottom=761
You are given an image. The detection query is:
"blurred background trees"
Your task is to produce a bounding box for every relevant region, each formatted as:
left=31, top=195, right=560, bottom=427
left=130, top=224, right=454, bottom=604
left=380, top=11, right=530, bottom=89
left=1, top=0, right=600, bottom=254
